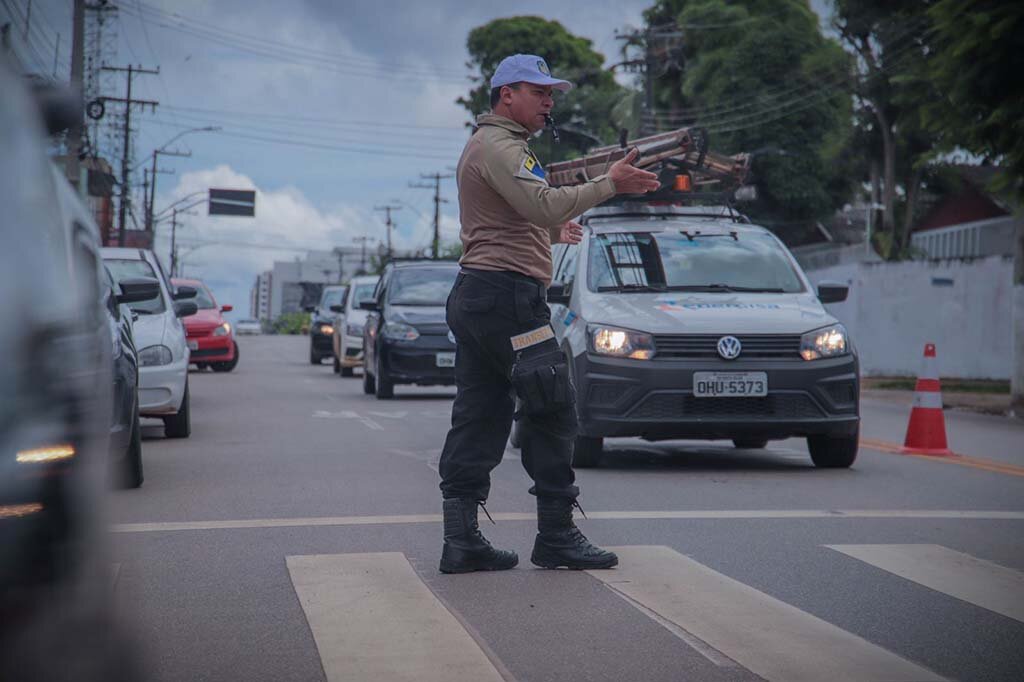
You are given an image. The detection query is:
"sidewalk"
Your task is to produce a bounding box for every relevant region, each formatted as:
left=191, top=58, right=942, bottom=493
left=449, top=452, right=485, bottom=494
left=861, top=388, right=1012, bottom=416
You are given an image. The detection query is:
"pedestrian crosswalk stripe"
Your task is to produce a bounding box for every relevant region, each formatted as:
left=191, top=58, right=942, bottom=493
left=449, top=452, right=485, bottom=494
left=285, top=553, right=504, bottom=682
left=590, top=546, right=945, bottom=682
left=826, top=544, right=1024, bottom=623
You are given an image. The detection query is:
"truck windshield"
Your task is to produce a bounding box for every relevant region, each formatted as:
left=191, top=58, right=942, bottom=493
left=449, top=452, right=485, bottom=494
left=588, top=230, right=805, bottom=293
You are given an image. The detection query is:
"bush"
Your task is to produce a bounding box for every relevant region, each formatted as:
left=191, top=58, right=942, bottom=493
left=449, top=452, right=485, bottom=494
left=273, top=312, right=309, bottom=335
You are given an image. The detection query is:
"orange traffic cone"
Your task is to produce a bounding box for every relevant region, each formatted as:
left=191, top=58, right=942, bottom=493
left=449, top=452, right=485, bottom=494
left=901, top=343, right=954, bottom=456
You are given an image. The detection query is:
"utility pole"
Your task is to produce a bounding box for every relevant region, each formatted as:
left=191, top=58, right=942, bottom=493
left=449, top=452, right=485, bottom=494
left=101, top=64, right=159, bottom=246
left=65, top=0, right=85, bottom=196
left=353, top=236, right=372, bottom=274
left=147, top=147, right=189, bottom=232
left=374, top=204, right=402, bottom=260
left=411, top=172, right=452, bottom=259
left=170, top=208, right=179, bottom=277
left=1013, top=216, right=1024, bottom=416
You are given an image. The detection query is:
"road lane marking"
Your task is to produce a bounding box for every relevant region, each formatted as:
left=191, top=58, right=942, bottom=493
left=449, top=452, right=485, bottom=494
left=286, top=553, right=504, bottom=682
left=110, top=509, right=1024, bottom=534
left=861, top=437, right=1024, bottom=477
left=606, top=587, right=741, bottom=669
left=312, top=409, right=383, bottom=430
left=827, top=544, right=1024, bottom=623
left=591, top=546, right=944, bottom=682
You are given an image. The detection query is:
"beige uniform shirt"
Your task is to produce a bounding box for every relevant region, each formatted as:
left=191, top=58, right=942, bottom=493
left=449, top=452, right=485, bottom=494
left=457, top=113, right=616, bottom=285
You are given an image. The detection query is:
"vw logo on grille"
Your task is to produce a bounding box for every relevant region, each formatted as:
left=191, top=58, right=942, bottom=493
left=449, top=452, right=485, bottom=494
left=717, top=335, right=742, bottom=360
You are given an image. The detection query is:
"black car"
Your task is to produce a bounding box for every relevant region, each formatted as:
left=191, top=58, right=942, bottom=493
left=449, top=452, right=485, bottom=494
left=1, top=64, right=141, bottom=679
left=361, top=261, right=459, bottom=399
left=101, top=267, right=160, bottom=488
left=308, top=284, right=346, bottom=365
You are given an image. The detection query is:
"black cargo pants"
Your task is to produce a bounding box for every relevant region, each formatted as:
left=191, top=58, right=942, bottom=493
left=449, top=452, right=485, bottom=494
left=439, top=268, right=579, bottom=502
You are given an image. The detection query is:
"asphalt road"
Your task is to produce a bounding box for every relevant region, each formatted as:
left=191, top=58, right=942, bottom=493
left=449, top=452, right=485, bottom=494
left=108, top=335, right=1024, bottom=682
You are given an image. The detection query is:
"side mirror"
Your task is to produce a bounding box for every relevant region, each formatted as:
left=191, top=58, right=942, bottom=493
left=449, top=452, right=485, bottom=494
left=304, top=305, right=316, bottom=313
left=117, top=277, right=161, bottom=304
left=174, top=301, right=198, bottom=318
left=358, top=300, right=380, bottom=312
left=28, top=80, right=82, bottom=135
left=817, top=281, right=849, bottom=304
left=547, top=281, right=571, bottom=306
left=173, top=285, right=197, bottom=301
left=220, top=304, right=233, bottom=312
left=329, top=304, right=344, bottom=313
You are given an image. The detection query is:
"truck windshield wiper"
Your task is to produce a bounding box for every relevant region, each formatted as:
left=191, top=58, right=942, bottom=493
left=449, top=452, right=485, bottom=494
left=665, top=284, right=786, bottom=293
left=597, top=283, right=667, bottom=293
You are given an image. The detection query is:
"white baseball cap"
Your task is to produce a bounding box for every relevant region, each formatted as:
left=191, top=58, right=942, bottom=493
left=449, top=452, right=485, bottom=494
left=490, top=54, right=573, bottom=92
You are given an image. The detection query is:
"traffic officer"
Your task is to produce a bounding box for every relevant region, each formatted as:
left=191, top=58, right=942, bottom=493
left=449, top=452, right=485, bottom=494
left=438, top=54, right=660, bottom=574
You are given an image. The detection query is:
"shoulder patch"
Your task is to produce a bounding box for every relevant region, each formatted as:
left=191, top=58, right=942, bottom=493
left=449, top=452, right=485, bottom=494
left=515, top=151, right=547, bottom=184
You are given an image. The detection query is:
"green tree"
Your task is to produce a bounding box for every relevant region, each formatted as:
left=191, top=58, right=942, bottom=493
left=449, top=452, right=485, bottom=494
left=832, top=0, right=935, bottom=257
left=917, top=1, right=1024, bottom=200
left=459, top=16, right=628, bottom=162
left=640, top=0, right=855, bottom=239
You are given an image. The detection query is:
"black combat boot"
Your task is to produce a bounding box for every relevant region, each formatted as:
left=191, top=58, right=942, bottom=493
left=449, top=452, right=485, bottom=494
left=439, top=498, right=519, bottom=574
left=531, top=497, right=618, bottom=570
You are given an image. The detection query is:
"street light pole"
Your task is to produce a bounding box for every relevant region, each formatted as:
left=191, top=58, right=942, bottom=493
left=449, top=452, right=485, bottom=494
left=142, top=126, right=219, bottom=233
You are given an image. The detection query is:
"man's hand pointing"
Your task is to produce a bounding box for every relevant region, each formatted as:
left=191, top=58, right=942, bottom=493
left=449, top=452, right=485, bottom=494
left=608, top=148, right=661, bottom=194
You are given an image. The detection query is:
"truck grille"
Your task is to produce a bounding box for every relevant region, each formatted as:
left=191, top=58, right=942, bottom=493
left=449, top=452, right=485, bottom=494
left=628, top=392, right=825, bottom=420
left=653, top=334, right=801, bottom=359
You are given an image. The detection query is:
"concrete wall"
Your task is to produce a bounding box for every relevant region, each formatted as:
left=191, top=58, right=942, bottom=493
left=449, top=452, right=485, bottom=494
left=808, top=256, right=1015, bottom=379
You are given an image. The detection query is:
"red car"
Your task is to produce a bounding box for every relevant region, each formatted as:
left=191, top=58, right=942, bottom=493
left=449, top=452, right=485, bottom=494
left=172, top=277, right=239, bottom=372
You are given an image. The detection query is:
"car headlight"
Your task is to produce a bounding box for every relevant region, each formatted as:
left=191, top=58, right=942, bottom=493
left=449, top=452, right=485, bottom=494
left=383, top=321, right=420, bottom=341
left=317, top=323, right=334, bottom=336
left=346, top=323, right=364, bottom=337
left=800, top=323, right=849, bottom=360
left=139, top=344, right=173, bottom=367
left=213, top=322, right=231, bottom=337
left=588, top=324, right=655, bottom=360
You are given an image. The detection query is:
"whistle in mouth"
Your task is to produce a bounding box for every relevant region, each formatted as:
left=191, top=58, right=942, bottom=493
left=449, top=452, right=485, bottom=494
left=545, top=114, right=560, bottom=143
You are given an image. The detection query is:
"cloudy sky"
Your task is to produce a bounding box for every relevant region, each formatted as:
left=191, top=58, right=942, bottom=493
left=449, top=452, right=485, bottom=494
left=16, top=0, right=828, bottom=320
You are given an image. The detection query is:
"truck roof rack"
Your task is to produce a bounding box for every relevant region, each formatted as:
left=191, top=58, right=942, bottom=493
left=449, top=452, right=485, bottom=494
left=546, top=127, right=751, bottom=208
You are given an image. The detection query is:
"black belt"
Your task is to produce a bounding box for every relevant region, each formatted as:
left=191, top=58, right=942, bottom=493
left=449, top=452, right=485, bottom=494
left=460, top=267, right=546, bottom=300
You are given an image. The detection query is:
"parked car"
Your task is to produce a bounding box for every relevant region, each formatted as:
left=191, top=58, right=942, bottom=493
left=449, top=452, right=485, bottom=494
left=101, top=267, right=160, bottom=487
left=1, top=61, right=141, bottom=680
left=362, top=261, right=459, bottom=399
left=102, top=248, right=197, bottom=438
left=331, top=275, right=379, bottom=376
left=522, top=204, right=859, bottom=468
left=172, top=277, right=238, bottom=372
left=235, top=318, right=262, bottom=335
left=308, top=285, right=346, bottom=365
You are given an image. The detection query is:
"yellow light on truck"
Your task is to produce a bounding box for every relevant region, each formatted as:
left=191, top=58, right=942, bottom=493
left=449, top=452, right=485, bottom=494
left=16, top=444, right=76, bottom=464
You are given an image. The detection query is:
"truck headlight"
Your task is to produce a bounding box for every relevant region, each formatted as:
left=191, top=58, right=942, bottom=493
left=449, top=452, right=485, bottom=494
left=346, top=323, right=364, bottom=337
left=800, top=323, right=849, bottom=360
left=383, top=321, right=419, bottom=341
left=213, top=322, right=231, bottom=337
left=139, top=344, right=173, bottom=367
left=588, top=324, right=655, bottom=360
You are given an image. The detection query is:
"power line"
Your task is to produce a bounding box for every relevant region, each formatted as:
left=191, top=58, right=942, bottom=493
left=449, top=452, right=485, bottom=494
left=146, top=120, right=460, bottom=161
left=129, top=0, right=469, bottom=78
left=118, top=2, right=470, bottom=84
left=153, top=109, right=467, bottom=147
